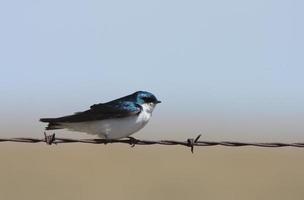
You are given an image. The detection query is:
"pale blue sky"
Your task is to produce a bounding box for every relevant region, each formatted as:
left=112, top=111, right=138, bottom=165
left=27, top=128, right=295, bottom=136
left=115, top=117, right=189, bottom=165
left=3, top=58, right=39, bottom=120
left=0, top=0, right=303, bottom=141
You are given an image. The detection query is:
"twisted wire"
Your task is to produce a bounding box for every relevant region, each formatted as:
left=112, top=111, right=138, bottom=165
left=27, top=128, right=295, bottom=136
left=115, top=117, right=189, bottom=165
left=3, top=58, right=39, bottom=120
left=0, top=133, right=303, bottom=153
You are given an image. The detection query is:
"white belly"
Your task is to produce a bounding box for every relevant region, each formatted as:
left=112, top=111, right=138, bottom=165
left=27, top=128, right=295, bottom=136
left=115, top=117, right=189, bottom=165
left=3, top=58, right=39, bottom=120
left=61, top=110, right=152, bottom=139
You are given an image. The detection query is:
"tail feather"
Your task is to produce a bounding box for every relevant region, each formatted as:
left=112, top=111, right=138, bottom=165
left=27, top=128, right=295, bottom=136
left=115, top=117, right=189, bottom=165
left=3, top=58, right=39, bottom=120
left=40, top=118, right=64, bottom=130
left=45, top=122, right=63, bottom=130
left=40, top=118, right=56, bottom=123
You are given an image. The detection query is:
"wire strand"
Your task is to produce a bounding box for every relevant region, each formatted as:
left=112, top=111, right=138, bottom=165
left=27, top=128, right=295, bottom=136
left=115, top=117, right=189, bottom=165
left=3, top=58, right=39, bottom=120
left=0, top=133, right=303, bottom=153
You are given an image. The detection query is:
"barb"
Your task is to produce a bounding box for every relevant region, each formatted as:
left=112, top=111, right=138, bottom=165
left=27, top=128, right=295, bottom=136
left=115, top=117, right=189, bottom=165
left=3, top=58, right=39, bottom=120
left=0, top=133, right=303, bottom=152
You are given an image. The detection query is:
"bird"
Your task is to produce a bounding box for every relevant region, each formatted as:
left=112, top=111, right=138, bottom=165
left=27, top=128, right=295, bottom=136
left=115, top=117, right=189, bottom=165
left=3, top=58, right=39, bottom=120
left=40, top=91, right=161, bottom=139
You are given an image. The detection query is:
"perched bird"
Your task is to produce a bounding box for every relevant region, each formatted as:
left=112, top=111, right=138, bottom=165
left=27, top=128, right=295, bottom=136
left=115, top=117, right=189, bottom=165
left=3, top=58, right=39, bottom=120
left=40, top=91, right=161, bottom=139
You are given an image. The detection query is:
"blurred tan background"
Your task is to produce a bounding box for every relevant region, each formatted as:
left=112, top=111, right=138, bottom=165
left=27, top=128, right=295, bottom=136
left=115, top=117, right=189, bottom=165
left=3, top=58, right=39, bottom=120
left=0, top=144, right=303, bottom=200
left=1, top=0, right=303, bottom=199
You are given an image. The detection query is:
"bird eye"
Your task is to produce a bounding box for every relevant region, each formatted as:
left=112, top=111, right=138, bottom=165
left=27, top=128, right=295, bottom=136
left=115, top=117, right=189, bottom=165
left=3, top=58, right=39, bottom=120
left=142, top=97, right=153, bottom=103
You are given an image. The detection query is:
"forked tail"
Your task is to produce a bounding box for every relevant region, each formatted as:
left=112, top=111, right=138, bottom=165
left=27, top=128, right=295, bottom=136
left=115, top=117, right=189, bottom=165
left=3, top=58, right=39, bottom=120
left=40, top=118, right=64, bottom=130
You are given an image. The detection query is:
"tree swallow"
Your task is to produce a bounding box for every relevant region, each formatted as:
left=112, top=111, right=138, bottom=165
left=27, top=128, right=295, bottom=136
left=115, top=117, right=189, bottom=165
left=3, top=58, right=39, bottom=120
left=40, top=91, right=161, bottom=139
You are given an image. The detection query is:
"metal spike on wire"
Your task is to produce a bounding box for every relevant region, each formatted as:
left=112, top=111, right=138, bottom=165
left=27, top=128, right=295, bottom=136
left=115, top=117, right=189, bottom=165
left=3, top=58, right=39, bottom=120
left=0, top=133, right=303, bottom=153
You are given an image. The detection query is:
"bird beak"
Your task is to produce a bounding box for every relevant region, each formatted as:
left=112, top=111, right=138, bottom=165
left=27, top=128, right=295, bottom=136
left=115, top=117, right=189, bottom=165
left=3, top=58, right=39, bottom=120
left=155, top=100, right=161, bottom=104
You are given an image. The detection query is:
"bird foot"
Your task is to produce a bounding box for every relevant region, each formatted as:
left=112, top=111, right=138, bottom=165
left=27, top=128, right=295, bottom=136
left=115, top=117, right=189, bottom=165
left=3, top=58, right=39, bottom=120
left=127, top=136, right=139, bottom=147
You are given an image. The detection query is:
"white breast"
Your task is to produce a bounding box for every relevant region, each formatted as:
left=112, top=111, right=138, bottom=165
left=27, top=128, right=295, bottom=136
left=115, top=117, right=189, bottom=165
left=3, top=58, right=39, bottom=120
left=61, top=103, right=155, bottom=139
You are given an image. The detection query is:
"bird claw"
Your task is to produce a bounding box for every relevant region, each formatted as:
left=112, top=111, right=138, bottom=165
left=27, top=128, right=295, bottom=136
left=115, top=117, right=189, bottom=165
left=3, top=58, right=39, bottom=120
left=127, top=136, right=139, bottom=147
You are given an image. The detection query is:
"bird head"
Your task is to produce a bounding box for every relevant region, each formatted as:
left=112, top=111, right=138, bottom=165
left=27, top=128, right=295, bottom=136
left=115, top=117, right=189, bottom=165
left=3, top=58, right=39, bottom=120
left=134, top=91, right=161, bottom=106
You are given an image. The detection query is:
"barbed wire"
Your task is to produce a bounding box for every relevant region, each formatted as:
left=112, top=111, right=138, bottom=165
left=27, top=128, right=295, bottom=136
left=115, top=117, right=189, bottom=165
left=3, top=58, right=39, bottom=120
left=0, top=133, right=303, bottom=153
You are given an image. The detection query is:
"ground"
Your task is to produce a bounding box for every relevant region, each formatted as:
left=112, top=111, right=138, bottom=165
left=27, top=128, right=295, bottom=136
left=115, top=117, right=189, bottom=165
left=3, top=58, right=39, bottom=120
left=0, top=144, right=303, bottom=200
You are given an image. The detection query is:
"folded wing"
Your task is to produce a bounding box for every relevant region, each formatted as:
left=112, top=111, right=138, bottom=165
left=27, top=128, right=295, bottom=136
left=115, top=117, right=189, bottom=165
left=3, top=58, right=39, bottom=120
left=40, top=101, right=142, bottom=123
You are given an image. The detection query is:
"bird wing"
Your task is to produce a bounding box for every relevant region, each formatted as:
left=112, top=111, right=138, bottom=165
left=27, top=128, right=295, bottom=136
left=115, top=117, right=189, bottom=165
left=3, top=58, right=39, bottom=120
left=41, top=101, right=142, bottom=123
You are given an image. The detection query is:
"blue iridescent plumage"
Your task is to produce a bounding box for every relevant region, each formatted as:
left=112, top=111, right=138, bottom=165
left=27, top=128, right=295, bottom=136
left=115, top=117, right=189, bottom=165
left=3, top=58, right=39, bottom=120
left=40, top=91, right=161, bottom=127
